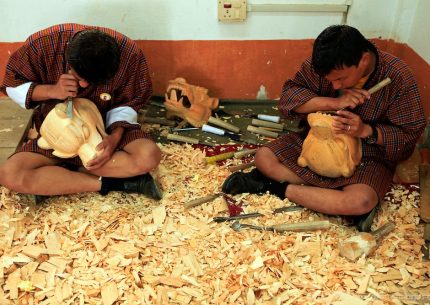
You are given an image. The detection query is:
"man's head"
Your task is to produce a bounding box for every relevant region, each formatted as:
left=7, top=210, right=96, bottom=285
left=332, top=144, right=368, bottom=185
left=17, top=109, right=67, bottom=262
left=66, top=29, right=120, bottom=85
left=312, top=25, right=376, bottom=89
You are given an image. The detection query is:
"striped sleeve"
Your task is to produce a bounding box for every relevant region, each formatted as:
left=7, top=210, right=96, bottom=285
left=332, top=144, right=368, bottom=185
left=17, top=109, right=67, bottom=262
left=377, top=67, right=425, bottom=162
left=278, top=59, right=321, bottom=120
left=106, top=41, right=152, bottom=132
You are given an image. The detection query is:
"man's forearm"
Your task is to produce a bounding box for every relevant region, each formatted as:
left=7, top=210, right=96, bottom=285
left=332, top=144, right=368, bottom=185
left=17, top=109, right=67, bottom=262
left=294, top=96, right=340, bottom=113
left=32, top=84, right=56, bottom=101
left=109, top=126, right=125, bottom=147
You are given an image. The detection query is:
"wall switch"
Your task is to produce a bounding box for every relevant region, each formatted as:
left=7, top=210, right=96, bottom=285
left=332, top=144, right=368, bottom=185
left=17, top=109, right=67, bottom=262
left=218, top=0, right=247, bottom=22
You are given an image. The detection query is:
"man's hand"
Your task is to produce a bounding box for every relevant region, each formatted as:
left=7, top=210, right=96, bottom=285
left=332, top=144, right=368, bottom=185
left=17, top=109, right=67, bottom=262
left=47, top=74, right=80, bottom=100
left=337, top=88, right=370, bottom=110
left=85, top=127, right=124, bottom=171
left=85, top=135, right=118, bottom=170
left=332, top=109, right=369, bottom=138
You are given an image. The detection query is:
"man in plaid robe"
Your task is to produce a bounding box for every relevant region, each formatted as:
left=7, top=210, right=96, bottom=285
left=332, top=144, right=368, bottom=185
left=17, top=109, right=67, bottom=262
left=0, top=24, right=162, bottom=200
left=223, top=25, right=426, bottom=230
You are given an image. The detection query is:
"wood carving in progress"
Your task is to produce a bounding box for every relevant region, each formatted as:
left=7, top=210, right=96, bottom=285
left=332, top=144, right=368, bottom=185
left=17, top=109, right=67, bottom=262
left=37, top=98, right=107, bottom=168
left=164, top=77, right=219, bottom=127
left=298, top=112, right=362, bottom=178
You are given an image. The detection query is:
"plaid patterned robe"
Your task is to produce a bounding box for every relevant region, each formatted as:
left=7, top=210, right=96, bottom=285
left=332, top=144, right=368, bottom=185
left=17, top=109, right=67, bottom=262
left=266, top=48, right=426, bottom=200
left=0, top=24, right=152, bottom=165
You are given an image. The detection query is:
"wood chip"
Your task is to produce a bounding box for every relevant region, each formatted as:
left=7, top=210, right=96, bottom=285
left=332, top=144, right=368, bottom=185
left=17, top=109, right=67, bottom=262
left=0, top=145, right=428, bottom=304
left=101, top=281, right=118, bottom=305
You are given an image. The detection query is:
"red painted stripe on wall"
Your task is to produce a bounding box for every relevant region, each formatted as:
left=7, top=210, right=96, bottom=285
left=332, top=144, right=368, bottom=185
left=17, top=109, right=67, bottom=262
left=1, top=39, right=429, bottom=115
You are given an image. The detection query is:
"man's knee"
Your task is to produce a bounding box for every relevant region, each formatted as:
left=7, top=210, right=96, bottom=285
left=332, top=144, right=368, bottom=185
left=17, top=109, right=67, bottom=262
left=255, top=147, right=276, bottom=170
left=342, top=193, right=378, bottom=215
left=0, top=161, right=27, bottom=191
left=134, top=141, right=161, bottom=174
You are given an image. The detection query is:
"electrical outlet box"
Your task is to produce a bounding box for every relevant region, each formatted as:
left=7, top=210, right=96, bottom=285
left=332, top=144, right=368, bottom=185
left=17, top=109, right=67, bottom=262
left=218, top=0, right=247, bottom=22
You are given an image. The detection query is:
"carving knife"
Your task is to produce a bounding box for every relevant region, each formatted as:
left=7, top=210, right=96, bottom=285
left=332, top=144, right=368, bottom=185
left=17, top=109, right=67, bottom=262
left=66, top=96, right=73, bottom=119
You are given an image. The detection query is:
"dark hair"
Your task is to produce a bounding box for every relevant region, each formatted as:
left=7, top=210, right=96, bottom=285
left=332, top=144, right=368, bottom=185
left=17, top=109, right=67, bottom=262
left=311, top=25, right=376, bottom=76
left=66, top=29, right=120, bottom=84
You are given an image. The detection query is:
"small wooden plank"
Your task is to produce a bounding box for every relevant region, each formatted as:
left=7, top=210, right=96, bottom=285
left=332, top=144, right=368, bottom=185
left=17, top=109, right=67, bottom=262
left=0, top=98, right=33, bottom=164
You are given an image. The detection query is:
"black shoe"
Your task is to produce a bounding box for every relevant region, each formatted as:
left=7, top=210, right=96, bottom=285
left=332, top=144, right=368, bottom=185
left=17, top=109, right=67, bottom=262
left=100, top=173, right=163, bottom=200
left=355, top=207, right=377, bottom=232
left=124, top=174, right=163, bottom=200
left=222, top=169, right=266, bottom=195
left=34, top=195, right=49, bottom=204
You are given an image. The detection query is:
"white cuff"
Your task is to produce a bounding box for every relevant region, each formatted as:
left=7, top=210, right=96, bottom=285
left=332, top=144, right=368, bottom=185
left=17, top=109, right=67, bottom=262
left=6, top=82, right=32, bottom=108
left=106, top=106, right=138, bottom=128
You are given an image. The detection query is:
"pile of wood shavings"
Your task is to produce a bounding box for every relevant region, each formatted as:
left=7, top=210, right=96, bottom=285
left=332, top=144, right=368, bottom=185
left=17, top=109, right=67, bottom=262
left=0, top=143, right=429, bottom=304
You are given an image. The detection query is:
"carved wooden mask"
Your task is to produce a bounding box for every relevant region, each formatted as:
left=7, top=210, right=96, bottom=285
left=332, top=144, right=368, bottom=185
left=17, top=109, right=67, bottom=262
left=298, top=112, right=362, bottom=178
left=164, top=77, right=219, bottom=127
left=37, top=98, right=107, bottom=168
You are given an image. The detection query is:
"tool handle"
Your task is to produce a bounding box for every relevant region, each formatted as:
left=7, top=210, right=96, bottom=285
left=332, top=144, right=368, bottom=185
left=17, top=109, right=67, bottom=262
left=371, top=222, right=395, bottom=241
left=368, top=77, right=391, bottom=95
left=251, top=119, right=284, bottom=130
left=228, top=161, right=256, bottom=173
left=167, top=133, right=199, bottom=144
left=234, top=148, right=257, bottom=159
left=184, top=193, right=221, bottom=209
left=270, top=220, right=330, bottom=232
left=213, top=212, right=263, bottom=222
left=208, top=116, right=240, bottom=133
left=257, top=114, right=280, bottom=123
left=202, top=124, right=225, bottom=135
left=205, top=151, right=235, bottom=164
left=247, top=125, right=279, bottom=138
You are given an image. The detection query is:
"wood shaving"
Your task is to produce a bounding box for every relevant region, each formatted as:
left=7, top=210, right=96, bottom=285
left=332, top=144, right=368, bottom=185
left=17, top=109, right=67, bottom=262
left=0, top=144, right=429, bottom=304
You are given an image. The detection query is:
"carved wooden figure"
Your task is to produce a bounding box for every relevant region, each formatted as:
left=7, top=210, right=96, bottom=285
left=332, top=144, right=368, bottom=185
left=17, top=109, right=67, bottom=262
left=37, top=98, right=107, bottom=168
left=164, top=77, right=219, bottom=127
left=298, top=112, right=362, bottom=178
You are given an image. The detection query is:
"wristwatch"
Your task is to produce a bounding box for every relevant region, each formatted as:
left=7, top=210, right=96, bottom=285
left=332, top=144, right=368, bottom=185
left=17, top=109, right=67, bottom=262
left=365, top=124, right=378, bottom=145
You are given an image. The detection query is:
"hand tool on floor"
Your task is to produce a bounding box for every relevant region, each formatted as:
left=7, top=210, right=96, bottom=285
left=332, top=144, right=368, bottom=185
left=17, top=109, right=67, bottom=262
left=205, top=148, right=257, bottom=164
left=171, top=127, right=199, bottom=132
left=214, top=205, right=304, bottom=222
left=184, top=193, right=222, bottom=210
left=166, top=133, right=215, bottom=147
left=208, top=116, right=240, bottom=133
left=338, top=222, right=395, bottom=261
left=247, top=125, right=279, bottom=138
left=214, top=108, right=280, bottom=123
left=213, top=212, right=263, bottom=223
left=228, top=161, right=256, bottom=172
left=251, top=118, right=284, bottom=131
left=205, top=151, right=235, bottom=164
left=272, top=205, right=304, bottom=214
left=231, top=219, right=330, bottom=232
left=255, top=114, right=281, bottom=123
left=202, top=124, right=242, bottom=141
left=66, top=96, right=73, bottom=119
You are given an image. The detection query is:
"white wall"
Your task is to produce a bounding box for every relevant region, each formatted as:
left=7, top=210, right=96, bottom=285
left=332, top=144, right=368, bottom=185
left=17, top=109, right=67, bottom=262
left=407, top=0, right=430, bottom=63
left=0, top=0, right=428, bottom=62
left=0, top=0, right=393, bottom=41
